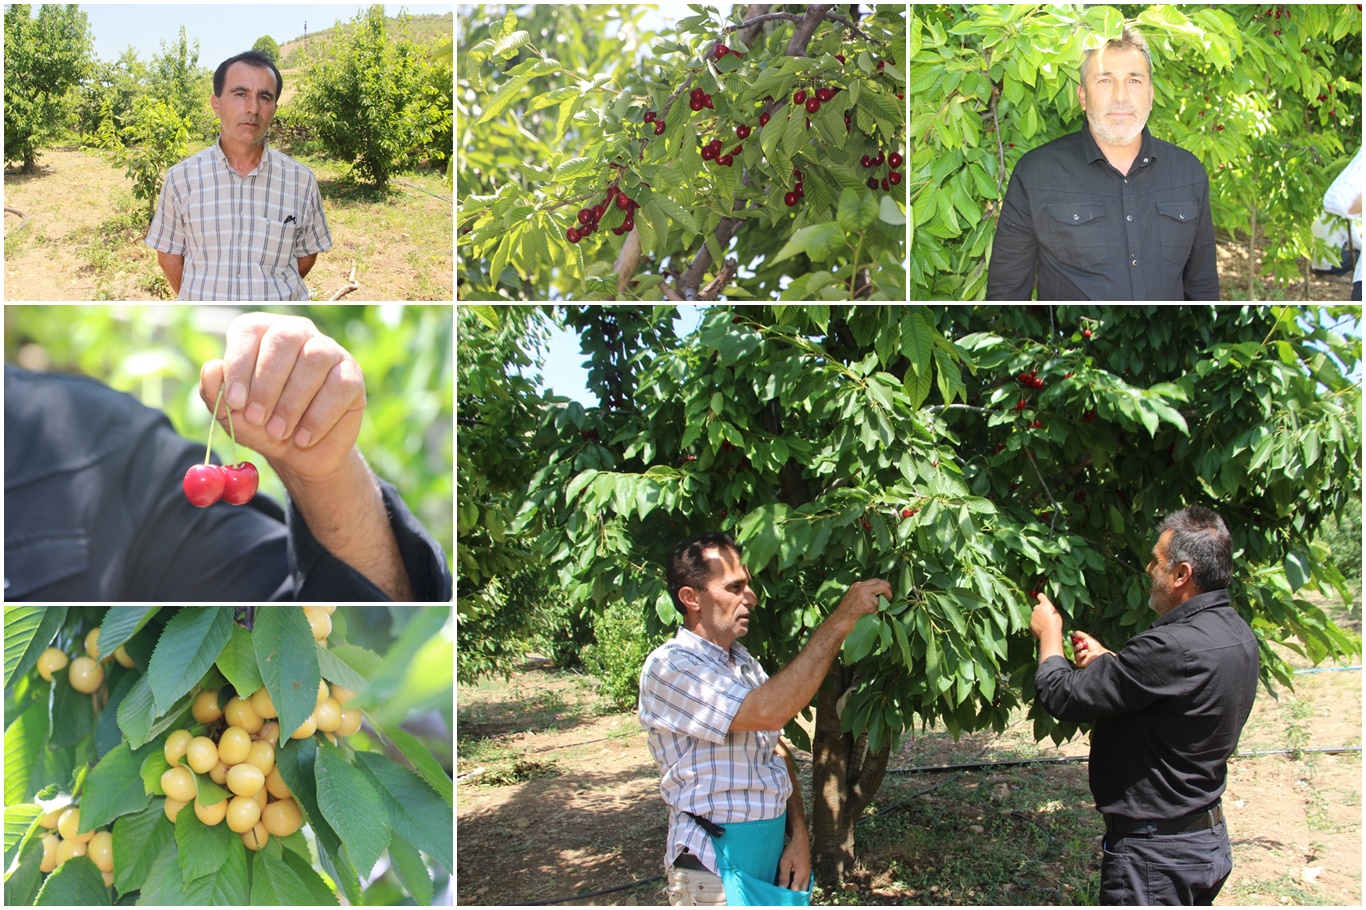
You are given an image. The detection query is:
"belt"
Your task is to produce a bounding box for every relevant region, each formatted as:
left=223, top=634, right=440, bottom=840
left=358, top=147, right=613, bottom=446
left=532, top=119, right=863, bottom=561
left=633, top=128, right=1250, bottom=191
left=672, top=850, right=708, bottom=871
left=1104, top=803, right=1224, bottom=836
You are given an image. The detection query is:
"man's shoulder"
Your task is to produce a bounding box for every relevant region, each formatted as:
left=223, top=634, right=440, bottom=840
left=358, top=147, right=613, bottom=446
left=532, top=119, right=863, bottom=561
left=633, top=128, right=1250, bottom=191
left=267, top=147, right=320, bottom=184
left=165, top=145, right=219, bottom=179
left=1014, top=129, right=1087, bottom=169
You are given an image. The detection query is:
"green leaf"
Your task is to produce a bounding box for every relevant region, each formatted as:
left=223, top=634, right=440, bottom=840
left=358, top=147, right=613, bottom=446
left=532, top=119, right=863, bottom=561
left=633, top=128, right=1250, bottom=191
left=48, top=667, right=92, bottom=748
left=1284, top=551, right=1311, bottom=592
left=879, top=194, right=907, bottom=225
left=474, top=71, right=533, bottom=125
left=387, top=833, right=434, bottom=905
left=378, top=723, right=454, bottom=806
left=251, top=847, right=338, bottom=906
left=842, top=613, right=881, bottom=663
left=4, top=804, right=41, bottom=871
left=34, top=855, right=110, bottom=906
left=95, top=670, right=139, bottom=760
left=118, top=671, right=196, bottom=750
left=148, top=607, right=233, bottom=715
left=315, top=740, right=391, bottom=876
left=315, top=643, right=369, bottom=693
left=276, top=737, right=362, bottom=904
left=281, top=846, right=341, bottom=904
left=174, top=804, right=233, bottom=885
left=137, top=830, right=249, bottom=905
left=216, top=625, right=263, bottom=698
left=5, top=700, right=49, bottom=804
left=553, top=157, right=595, bottom=182
left=5, top=835, right=43, bottom=907
left=95, top=607, right=161, bottom=658
left=254, top=607, right=321, bottom=742
left=4, top=605, right=68, bottom=694
left=355, top=752, right=454, bottom=874
left=80, top=743, right=152, bottom=832
left=113, top=802, right=175, bottom=896
left=772, top=222, right=845, bottom=264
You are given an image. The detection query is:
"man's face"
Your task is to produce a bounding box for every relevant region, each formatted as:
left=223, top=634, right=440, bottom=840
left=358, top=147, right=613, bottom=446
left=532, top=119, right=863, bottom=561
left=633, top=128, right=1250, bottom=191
left=686, top=546, right=758, bottom=648
left=1146, top=530, right=1180, bottom=614
left=211, top=62, right=278, bottom=148
left=1078, top=46, right=1153, bottom=149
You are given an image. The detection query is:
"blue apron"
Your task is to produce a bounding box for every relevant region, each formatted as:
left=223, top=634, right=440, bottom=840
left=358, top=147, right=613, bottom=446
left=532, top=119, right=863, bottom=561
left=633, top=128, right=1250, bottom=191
left=703, top=812, right=812, bottom=906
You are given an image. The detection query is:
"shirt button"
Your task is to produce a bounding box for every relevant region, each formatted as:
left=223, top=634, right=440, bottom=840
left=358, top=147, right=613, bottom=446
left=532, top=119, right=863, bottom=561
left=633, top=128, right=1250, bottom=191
left=1126, top=215, right=1133, bottom=221
left=1132, top=259, right=1139, bottom=267
left=1073, top=214, right=1079, bottom=220
left=1180, top=214, right=1186, bottom=220
left=1143, top=158, right=1149, bottom=163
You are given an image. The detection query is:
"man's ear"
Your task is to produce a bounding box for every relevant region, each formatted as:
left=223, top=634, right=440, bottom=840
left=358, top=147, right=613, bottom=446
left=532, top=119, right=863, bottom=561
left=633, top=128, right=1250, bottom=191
left=1171, top=561, right=1195, bottom=589
left=678, top=586, right=701, bottom=613
left=1077, top=83, right=1087, bottom=109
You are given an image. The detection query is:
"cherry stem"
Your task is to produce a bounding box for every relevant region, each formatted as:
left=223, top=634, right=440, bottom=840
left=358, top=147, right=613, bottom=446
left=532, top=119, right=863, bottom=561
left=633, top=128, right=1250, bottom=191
left=225, top=395, right=239, bottom=465
left=204, top=384, right=225, bottom=465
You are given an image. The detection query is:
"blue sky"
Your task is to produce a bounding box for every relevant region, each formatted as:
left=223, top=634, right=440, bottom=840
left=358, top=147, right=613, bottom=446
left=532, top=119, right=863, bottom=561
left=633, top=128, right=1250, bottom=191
left=63, top=3, right=448, bottom=71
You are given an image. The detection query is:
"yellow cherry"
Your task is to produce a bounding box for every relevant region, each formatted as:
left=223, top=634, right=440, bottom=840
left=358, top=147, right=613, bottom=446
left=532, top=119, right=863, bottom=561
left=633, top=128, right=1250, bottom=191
left=186, top=736, right=219, bottom=774
left=161, top=766, right=196, bottom=802
left=242, top=821, right=269, bottom=851
left=192, top=689, right=223, bottom=723
left=69, top=656, right=104, bottom=693
left=225, top=796, right=261, bottom=833
left=224, top=696, right=264, bottom=734
left=249, top=687, right=278, bottom=719
left=217, top=726, right=252, bottom=765
left=58, top=808, right=94, bottom=843
left=262, top=798, right=303, bottom=837
left=40, top=834, right=59, bottom=873
left=194, top=798, right=228, bottom=826
left=88, top=831, right=114, bottom=871
left=37, top=648, right=68, bottom=682
left=164, top=729, right=193, bottom=766
left=164, top=798, right=189, bottom=823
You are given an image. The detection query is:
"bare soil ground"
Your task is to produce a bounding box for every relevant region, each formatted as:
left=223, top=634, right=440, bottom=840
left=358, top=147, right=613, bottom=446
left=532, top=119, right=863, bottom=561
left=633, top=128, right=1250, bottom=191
left=1214, top=236, right=1358, bottom=301
left=457, top=596, right=1362, bottom=906
left=4, top=146, right=451, bottom=301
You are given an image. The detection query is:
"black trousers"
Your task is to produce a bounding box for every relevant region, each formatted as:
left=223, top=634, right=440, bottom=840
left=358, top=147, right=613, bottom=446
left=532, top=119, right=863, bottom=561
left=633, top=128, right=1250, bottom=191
left=1099, top=821, right=1232, bottom=906
left=1352, top=280, right=1361, bottom=301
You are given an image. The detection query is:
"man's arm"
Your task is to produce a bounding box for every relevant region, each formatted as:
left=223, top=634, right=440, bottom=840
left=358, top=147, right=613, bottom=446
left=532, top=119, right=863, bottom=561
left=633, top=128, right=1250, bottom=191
left=297, top=253, right=318, bottom=279
left=985, top=170, right=1039, bottom=300
left=730, top=579, right=891, bottom=732
left=775, top=741, right=810, bottom=890
left=157, top=251, right=184, bottom=296
left=1184, top=174, right=1221, bottom=301
left=199, top=313, right=416, bottom=601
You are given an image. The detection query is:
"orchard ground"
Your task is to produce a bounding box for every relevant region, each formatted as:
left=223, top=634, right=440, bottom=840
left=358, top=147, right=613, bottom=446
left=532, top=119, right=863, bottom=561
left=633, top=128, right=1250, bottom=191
left=456, top=591, right=1362, bottom=906
left=3, top=146, right=452, bottom=301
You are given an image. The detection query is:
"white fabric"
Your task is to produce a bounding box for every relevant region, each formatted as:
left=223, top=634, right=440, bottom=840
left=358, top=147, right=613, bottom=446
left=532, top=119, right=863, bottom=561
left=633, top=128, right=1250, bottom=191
left=1322, top=146, right=1363, bottom=285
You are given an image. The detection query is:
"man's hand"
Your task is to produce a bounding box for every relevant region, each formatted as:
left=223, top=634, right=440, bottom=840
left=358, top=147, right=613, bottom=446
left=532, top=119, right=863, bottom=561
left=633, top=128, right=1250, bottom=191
left=1069, top=630, right=1113, bottom=668
left=1030, top=593, right=1064, bottom=640
left=776, top=828, right=810, bottom=891
left=831, top=578, right=893, bottom=631
left=199, top=313, right=365, bottom=485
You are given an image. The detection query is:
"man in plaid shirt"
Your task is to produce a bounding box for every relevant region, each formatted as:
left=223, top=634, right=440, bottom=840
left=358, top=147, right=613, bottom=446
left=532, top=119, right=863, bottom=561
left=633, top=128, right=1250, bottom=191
left=639, top=532, right=891, bottom=905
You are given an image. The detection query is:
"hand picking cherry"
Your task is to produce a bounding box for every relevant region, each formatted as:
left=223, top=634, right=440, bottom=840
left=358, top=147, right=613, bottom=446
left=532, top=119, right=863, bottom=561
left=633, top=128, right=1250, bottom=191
left=221, top=462, right=260, bottom=505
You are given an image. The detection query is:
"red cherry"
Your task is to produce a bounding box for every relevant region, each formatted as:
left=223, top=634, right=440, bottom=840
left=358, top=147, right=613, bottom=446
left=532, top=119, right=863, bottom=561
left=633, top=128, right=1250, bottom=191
left=183, top=464, right=225, bottom=507
left=888, top=171, right=902, bottom=185
left=805, top=96, right=821, bottom=114
left=709, top=138, right=724, bottom=153
left=835, top=53, right=846, bottom=64
left=736, top=124, right=751, bottom=140
left=876, top=60, right=886, bottom=69
left=715, top=43, right=729, bottom=59
left=612, top=224, right=627, bottom=235
left=644, top=111, right=656, bottom=123
left=690, top=88, right=704, bottom=101
left=866, top=177, right=878, bottom=190
left=577, top=208, right=591, bottom=226
left=654, top=121, right=666, bottom=135
left=888, top=152, right=903, bottom=168
left=784, top=191, right=799, bottom=206
left=703, top=93, right=714, bottom=109
left=901, top=508, right=913, bottom=518
left=690, top=98, right=704, bottom=112
left=1083, top=328, right=1093, bottom=339
left=718, top=154, right=734, bottom=167
left=616, top=193, right=631, bottom=210
left=861, top=155, right=872, bottom=168
left=731, top=144, right=743, bottom=156
left=221, top=461, right=259, bottom=505
left=871, top=152, right=884, bottom=166
left=881, top=177, right=890, bottom=191
left=567, top=227, right=581, bottom=243
left=793, top=89, right=807, bottom=104
left=701, top=145, right=716, bottom=160
left=816, top=87, right=834, bottom=103
left=860, top=519, right=871, bottom=530
left=623, top=215, right=634, bottom=230
left=759, top=112, right=771, bottom=127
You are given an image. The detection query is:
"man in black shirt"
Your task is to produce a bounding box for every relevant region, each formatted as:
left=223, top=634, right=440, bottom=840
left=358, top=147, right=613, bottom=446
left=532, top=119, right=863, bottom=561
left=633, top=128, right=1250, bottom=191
left=987, top=28, right=1220, bottom=300
left=5, top=312, right=452, bottom=602
left=1031, top=506, right=1258, bottom=905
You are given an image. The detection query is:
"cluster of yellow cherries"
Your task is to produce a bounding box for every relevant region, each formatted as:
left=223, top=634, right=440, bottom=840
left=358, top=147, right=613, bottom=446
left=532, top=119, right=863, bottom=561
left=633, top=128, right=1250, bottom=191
left=35, top=606, right=358, bottom=881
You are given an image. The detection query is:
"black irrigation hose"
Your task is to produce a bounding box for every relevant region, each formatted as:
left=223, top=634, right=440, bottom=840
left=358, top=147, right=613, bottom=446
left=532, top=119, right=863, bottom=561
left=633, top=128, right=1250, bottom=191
left=884, top=745, right=1362, bottom=776
left=523, top=875, right=665, bottom=906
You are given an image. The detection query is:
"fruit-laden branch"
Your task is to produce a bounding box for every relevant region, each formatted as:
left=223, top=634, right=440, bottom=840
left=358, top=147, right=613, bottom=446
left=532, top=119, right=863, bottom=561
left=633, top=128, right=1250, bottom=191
left=677, top=4, right=831, bottom=298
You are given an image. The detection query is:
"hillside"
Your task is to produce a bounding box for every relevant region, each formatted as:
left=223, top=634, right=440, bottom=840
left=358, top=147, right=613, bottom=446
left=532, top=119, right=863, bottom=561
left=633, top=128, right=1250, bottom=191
left=277, top=12, right=451, bottom=68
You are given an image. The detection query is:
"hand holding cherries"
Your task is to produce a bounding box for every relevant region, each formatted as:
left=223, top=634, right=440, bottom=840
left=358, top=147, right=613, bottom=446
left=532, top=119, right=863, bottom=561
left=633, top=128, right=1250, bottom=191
left=184, top=384, right=259, bottom=508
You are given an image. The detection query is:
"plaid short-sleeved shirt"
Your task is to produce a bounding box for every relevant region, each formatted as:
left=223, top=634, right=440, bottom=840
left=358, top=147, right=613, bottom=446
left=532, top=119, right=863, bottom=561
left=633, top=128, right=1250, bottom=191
left=146, top=140, right=332, bottom=301
left=638, top=628, right=792, bottom=875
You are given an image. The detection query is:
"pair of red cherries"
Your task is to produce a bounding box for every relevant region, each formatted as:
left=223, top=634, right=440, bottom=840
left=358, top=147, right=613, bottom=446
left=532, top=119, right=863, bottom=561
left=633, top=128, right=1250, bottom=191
left=182, top=383, right=259, bottom=507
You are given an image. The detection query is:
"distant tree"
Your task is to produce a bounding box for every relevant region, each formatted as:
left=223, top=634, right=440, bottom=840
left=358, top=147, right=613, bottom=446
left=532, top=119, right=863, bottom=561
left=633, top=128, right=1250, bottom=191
left=298, top=4, right=448, bottom=187
left=4, top=3, right=93, bottom=174
left=252, top=34, right=281, bottom=65
left=148, top=25, right=211, bottom=136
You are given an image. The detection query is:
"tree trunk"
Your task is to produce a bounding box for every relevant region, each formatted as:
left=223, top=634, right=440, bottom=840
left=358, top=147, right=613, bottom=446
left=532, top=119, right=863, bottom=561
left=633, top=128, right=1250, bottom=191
left=809, top=662, right=892, bottom=884
left=23, top=153, right=40, bottom=176
left=1246, top=202, right=1257, bottom=298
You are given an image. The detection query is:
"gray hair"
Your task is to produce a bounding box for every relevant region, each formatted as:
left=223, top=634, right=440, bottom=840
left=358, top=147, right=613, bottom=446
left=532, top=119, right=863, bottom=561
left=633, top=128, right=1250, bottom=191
left=1081, top=27, right=1153, bottom=85
left=1158, top=506, right=1232, bottom=593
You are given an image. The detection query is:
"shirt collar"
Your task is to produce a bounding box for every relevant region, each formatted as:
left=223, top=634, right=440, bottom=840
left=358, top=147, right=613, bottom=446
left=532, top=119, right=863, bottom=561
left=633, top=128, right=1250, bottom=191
left=1080, top=121, right=1156, bottom=169
left=675, top=626, right=754, bottom=666
left=1153, top=588, right=1230, bottom=627
left=214, top=138, right=272, bottom=177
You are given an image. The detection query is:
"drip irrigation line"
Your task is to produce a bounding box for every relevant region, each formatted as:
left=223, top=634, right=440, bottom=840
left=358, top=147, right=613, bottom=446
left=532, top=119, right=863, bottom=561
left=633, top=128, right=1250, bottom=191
left=1293, top=665, right=1361, bottom=674
left=524, top=875, right=664, bottom=906
left=393, top=178, right=452, bottom=202
left=884, top=745, right=1362, bottom=776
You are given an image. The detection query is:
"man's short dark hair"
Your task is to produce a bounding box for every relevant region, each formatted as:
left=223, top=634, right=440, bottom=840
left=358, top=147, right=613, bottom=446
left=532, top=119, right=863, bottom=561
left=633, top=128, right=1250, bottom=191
left=1081, top=26, right=1152, bottom=84
left=214, top=51, right=283, bottom=98
left=1159, top=506, right=1232, bottom=593
left=668, top=532, right=740, bottom=615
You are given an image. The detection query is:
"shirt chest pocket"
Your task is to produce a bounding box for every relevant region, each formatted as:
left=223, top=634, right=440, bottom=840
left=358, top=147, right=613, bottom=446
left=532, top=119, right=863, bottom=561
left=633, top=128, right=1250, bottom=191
left=1157, top=202, right=1198, bottom=265
left=260, top=218, right=296, bottom=270
left=1042, top=202, right=1107, bottom=270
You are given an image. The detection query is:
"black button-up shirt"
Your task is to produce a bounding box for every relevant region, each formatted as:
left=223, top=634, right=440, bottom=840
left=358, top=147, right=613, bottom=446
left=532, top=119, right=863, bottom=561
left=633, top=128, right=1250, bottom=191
left=4, top=367, right=452, bottom=602
left=987, top=124, right=1220, bottom=300
left=1035, top=589, right=1258, bottom=821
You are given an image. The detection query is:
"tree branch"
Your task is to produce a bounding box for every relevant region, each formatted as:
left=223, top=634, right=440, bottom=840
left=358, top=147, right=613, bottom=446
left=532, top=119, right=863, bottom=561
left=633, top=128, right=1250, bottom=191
left=728, top=12, right=801, bottom=34
left=735, top=5, right=775, bottom=51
